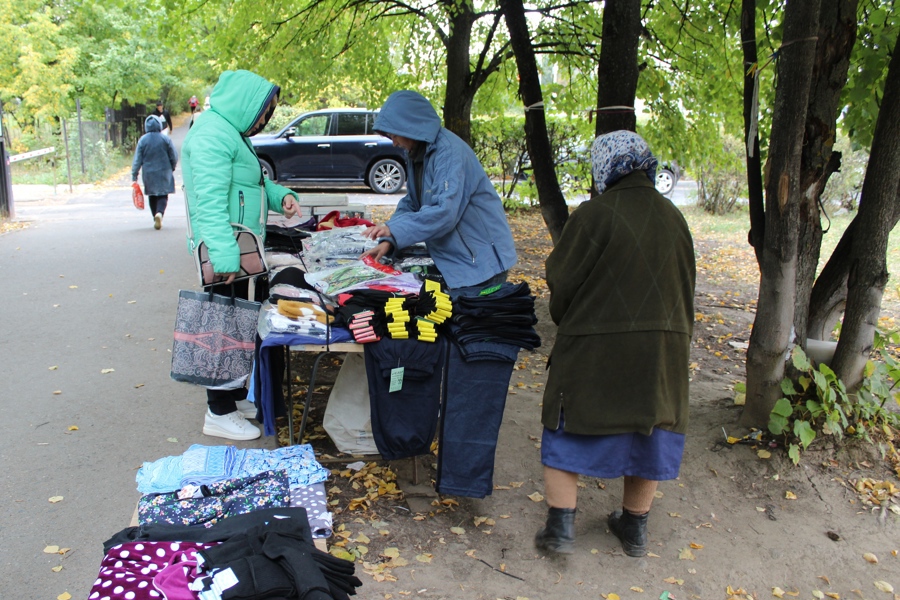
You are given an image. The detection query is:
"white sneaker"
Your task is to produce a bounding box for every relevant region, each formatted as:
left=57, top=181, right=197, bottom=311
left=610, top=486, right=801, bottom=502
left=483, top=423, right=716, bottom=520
left=203, top=409, right=261, bottom=441
left=235, top=399, right=258, bottom=420
left=153, top=213, right=162, bottom=230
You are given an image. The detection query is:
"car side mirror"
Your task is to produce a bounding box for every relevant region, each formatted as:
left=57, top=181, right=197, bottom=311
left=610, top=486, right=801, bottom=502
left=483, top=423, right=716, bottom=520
left=283, top=127, right=297, bottom=138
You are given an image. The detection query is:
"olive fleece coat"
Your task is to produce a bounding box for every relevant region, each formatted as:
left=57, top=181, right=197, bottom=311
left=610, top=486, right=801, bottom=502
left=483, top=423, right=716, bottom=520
left=542, top=171, right=696, bottom=436
left=181, top=70, right=298, bottom=274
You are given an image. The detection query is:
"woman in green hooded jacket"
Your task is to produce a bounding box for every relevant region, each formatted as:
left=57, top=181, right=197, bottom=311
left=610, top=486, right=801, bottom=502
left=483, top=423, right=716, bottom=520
left=182, top=70, right=299, bottom=441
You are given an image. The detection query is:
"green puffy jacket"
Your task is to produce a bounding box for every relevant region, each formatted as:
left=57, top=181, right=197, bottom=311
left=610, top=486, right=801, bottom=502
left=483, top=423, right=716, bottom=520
left=182, top=70, right=298, bottom=274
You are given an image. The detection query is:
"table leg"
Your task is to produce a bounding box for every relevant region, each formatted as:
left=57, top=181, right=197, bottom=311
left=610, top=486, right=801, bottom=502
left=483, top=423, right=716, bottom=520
left=286, top=345, right=294, bottom=446
left=299, top=352, right=330, bottom=444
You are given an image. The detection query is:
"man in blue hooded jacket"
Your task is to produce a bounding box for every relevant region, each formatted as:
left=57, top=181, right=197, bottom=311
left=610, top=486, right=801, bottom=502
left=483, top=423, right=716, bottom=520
left=362, top=90, right=517, bottom=295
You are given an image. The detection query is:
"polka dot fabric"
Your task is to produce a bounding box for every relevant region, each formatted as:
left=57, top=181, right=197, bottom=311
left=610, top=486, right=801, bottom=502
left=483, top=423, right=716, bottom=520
left=590, top=130, right=658, bottom=195
left=88, top=541, right=214, bottom=600
left=289, top=482, right=333, bottom=538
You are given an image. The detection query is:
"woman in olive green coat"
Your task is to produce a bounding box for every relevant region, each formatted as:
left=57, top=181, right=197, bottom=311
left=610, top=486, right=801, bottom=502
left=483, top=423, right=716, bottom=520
left=534, top=131, right=696, bottom=557
left=181, top=70, right=299, bottom=441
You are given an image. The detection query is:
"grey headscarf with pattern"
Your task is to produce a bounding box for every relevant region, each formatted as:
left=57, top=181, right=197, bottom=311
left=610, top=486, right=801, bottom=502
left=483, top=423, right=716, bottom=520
left=591, top=130, right=658, bottom=194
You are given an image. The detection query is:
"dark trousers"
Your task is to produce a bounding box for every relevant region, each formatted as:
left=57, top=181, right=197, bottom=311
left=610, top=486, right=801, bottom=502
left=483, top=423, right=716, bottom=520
left=148, top=194, right=168, bottom=217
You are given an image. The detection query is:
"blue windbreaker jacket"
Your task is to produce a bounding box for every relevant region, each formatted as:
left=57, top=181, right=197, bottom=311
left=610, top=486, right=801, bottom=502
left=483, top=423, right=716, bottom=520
left=373, top=91, right=517, bottom=289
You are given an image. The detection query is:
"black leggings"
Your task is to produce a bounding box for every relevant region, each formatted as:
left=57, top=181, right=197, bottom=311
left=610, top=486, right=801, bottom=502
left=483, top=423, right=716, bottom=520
left=148, top=195, right=168, bottom=217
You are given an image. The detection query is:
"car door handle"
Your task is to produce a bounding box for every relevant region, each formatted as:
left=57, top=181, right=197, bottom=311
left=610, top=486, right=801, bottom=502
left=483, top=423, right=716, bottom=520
left=317, top=144, right=331, bottom=148
left=365, top=142, right=377, bottom=147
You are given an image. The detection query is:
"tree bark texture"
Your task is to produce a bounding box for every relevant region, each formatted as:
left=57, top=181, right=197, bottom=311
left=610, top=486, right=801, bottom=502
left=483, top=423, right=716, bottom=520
left=743, top=0, right=822, bottom=428
left=807, top=184, right=900, bottom=340
left=830, top=31, right=900, bottom=390
left=442, top=2, right=476, bottom=145
left=742, top=0, right=765, bottom=263
left=794, top=0, right=858, bottom=345
left=594, top=0, right=641, bottom=136
left=499, top=0, right=569, bottom=243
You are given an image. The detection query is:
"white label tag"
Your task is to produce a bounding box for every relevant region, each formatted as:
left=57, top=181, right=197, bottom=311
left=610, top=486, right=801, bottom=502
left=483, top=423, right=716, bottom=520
left=389, top=367, right=404, bottom=393
left=212, top=567, right=238, bottom=592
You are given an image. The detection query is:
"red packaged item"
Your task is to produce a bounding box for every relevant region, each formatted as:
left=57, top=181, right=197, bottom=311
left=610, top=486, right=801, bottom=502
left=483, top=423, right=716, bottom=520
left=315, top=210, right=375, bottom=231
left=132, top=182, right=145, bottom=210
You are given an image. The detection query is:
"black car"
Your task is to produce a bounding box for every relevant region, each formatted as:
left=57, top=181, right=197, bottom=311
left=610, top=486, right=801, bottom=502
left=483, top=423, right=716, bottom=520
left=251, top=108, right=407, bottom=194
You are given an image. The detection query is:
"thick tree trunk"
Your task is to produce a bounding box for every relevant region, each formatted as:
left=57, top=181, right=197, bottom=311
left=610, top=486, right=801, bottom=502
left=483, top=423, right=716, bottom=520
left=742, top=0, right=822, bottom=428
left=594, top=0, right=641, bottom=136
left=831, top=32, right=900, bottom=390
left=794, top=0, right=857, bottom=345
left=742, top=0, right=765, bottom=263
left=499, top=0, right=569, bottom=243
left=443, top=4, right=476, bottom=144
left=808, top=186, right=900, bottom=340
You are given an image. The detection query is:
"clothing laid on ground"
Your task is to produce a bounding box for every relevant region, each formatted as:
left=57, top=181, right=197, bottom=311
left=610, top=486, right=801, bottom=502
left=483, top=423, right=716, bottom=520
left=136, top=444, right=330, bottom=493
left=541, top=170, right=695, bottom=480
left=137, top=470, right=291, bottom=527
left=372, top=91, right=517, bottom=289
left=89, top=541, right=214, bottom=600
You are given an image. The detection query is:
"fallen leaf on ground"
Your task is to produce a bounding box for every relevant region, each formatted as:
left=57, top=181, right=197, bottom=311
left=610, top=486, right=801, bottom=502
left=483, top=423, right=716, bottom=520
left=631, top=587, right=644, bottom=593
left=603, top=594, right=620, bottom=600
left=646, top=552, right=661, bottom=558
left=49, top=366, right=58, bottom=370
left=381, top=547, right=400, bottom=558
left=772, top=587, right=785, bottom=598
left=134, top=384, right=144, bottom=388
left=67, top=426, right=78, bottom=431
left=51, top=566, right=63, bottom=572
left=53, top=391, right=62, bottom=395
left=167, top=438, right=178, bottom=443
left=758, top=450, right=772, bottom=459
left=44, top=546, right=60, bottom=554
left=873, top=582, right=894, bottom=593
left=527, top=492, right=544, bottom=502
left=465, top=549, right=477, bottom=558
left=509, top=481, right=524, bottom=488
left=48, top=496, right=63, bottom=503
left=825, top=593, right=840, bottom=599
left=785, top=491, right=798, bottom=500
left=678, top=548, right=695, bottom=560
left=654, top=491, right=664, bottom=498
left=415, top=553, right=432, bottom=563
left=864, top=553, right=879, bottom=564
left=58, top=593, right=72, bottom=600
left=664, top=577, right=684, bottom=586
left=355, top=534, right=370, bottom=544
left=668, top=512, right=681, bottom=518
left=450, top=527, right=465, bottom=535
left=813, top=591, right=825, bottom=599
left=100, top=368, right=115, bottom=374
left=689, top=542, right=704, bottom=549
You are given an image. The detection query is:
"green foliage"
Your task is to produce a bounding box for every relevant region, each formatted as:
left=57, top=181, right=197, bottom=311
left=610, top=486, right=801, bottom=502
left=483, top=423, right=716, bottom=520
left=767, top=345, right=900, bottom=465
left=820, top=134, right=869, bottom=212
left=694, top=134, right=748, bottom=215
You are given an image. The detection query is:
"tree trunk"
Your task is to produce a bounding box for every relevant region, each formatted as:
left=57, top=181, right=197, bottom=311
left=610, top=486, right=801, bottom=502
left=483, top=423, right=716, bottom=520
left=794, top=0, right=858, bottom=345
left=594, top=0, right=641, bottom=136
left=830, top=31, right=900, bottom=390
left=443, top=3, right=476, bottom=145
left=742, top=0, right=765, bottom=263
left=808, top=185, right=900, bottom=340
left=499, top=0, right=569, bottom=243
left=742, top=0, right=822, bottom=428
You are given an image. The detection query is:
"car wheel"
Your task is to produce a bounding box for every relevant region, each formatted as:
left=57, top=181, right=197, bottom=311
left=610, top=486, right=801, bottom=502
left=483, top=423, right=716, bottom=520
left=259, top=158, right=275, bottom=181
left=655, top=168, right=677, bottom=195
left=368, top=159, right=405, bottom=194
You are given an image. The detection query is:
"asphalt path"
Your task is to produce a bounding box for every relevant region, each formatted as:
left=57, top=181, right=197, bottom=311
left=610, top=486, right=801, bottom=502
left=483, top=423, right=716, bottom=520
left=0, top=120, right=696, bottom=599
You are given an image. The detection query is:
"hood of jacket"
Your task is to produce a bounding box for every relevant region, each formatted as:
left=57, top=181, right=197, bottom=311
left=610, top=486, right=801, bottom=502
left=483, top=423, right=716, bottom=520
left=208, top=70, right=280, bottom=136
left=144, top=115, right=163, bottom=133
left=373, top=91, right=441, bottom=144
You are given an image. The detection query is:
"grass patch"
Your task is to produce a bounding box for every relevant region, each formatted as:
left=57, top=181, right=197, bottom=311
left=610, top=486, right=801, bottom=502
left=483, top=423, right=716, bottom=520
left=10, top=146, right=132, bottom=186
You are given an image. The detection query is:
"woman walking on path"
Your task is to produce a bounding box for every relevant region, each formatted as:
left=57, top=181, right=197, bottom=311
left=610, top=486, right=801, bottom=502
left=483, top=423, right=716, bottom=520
left=132, top=115, right=178, bottom=230
left=534, top=130, right=696, bottom=557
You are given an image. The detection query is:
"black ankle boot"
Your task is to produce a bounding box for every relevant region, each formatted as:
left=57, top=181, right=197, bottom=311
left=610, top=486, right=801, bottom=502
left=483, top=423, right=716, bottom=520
left=607, top=509, right=649, bottom=557
left=534, top=507, right=576, bottom=555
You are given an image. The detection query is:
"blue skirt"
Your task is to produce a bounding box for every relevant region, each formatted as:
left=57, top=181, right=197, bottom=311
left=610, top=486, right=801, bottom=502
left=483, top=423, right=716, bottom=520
left=541, top=415, right=685, bottom=480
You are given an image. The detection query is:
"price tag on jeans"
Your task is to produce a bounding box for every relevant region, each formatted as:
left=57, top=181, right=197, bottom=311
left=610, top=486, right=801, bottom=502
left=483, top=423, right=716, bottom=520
left=389, top=367, right=404, bottom=393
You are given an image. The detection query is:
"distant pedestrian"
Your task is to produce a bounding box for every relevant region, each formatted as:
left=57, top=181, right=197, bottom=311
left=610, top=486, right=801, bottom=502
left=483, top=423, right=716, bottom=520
left=132, top=115, right=178, bottom=230
left=150, top=101, right=173, bottom=136
left=189, top=95, right=199, bottom=114
left=534, top=130, right=696, bottom=557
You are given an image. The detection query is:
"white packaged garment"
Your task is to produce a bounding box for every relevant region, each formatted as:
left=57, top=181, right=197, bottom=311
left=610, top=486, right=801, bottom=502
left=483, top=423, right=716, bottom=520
left=322, top=353, right=378, bottom=455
